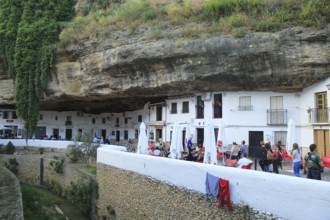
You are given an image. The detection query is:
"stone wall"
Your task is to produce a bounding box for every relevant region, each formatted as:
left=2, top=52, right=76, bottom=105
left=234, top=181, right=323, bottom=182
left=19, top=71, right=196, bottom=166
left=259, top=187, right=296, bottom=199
left=0, top=166, right=23, bottom=220
left=0, top=148, right=89, bottom=195
left=97, top=164, right=270, bottom=220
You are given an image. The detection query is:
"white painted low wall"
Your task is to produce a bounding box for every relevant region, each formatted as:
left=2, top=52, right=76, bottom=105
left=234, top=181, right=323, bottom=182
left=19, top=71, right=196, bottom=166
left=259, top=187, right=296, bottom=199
left=0, top=139, right=127, bottom=151
left=97, top=147, right=330, bottom=220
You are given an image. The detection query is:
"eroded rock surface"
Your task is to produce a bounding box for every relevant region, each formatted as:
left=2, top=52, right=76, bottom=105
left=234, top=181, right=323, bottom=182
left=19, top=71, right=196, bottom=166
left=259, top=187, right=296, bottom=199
left=1, top=25, right=329, bottom=113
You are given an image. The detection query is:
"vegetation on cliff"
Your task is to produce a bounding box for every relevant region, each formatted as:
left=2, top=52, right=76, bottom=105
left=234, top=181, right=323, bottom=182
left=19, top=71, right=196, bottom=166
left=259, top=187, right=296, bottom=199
left=60, top=0, right=329, bottom=44
left=0, top=0, right=76, bottom=137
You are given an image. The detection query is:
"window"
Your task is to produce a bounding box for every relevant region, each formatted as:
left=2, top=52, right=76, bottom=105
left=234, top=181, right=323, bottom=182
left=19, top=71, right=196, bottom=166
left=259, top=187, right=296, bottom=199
left=55, top=116, right=58, bottom=121
left=92, top=118, right=96, bottom=124
left=171, top=103, right=177, bottom=114
left=125, top=118, right=128, bottom=124
left=138, top=115, right=142, bottom=122
left=196, top=96, right=204, bottom=119
left=135, top=129, right=139, bottom=139
left=116, top=118, right=119, bottom=124
left=3, top=111, right=8, bottom=119
left=182, top=101, right=189, bottom=113
left=67, top=116, right=71, bottom=122
left=269, top=96, right=285, bottom=125
left=39, top=114, right=43, bottom=120
left=213, top=94, right=222, bottom=118
left=238, top=96, right=252, bottom=111
left=274, top=131, right=287, bottom=146
left=156, top=106, right=162, bottom=121
left=102, top=118, right=106, bottom=124
left=12, top=111, right=17, bottom=119
left=124, top=130, right=128, bottom=140
left=315, top=92, right=328, bottom=123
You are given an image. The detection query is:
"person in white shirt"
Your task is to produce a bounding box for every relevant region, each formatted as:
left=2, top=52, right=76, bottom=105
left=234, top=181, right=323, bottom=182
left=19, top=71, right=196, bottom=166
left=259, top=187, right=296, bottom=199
left=237, top=153, right=253, bottom=168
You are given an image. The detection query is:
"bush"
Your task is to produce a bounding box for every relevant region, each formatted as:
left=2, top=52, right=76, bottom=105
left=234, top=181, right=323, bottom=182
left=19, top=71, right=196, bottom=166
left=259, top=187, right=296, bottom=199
left=5, top=158, right=19, bottom=175
left=66, top=128, right=100, bottom=165
left=49, top=156, right=65, bottom=174
left=5, top=141, right=15, bottom=154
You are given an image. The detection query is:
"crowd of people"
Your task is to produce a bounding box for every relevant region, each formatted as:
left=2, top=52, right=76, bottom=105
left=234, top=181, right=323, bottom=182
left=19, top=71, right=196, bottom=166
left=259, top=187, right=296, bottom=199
left=257, top=140, right=324, bottom=180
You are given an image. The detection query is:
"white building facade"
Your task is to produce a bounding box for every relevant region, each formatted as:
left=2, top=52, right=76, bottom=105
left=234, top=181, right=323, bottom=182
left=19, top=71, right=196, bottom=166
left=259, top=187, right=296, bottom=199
left=1, top=77, right=329, bottom=156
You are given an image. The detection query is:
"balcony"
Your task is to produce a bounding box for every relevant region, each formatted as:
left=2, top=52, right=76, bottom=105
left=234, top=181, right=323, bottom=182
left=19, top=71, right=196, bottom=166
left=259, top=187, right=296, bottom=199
left=267, top=109, right=287, bottom=126
left=65, top=121, right=72, bottom=126
left=309, top=108, right=329, bottom=124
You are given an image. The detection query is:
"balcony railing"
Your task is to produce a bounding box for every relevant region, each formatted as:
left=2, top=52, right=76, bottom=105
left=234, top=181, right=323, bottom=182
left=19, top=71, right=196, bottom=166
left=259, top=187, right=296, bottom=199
left=309, top=108, right=330, bottom=123
left=267, top=109, right=287, bottom=125
left=65, top=121, right=72, bottom=126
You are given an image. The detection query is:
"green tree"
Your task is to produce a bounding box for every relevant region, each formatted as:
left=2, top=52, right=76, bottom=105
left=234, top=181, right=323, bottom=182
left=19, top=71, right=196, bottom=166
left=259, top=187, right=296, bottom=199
left=0, top=0, right=22, bottom=79
left=0, top=0, right=76, bottom=138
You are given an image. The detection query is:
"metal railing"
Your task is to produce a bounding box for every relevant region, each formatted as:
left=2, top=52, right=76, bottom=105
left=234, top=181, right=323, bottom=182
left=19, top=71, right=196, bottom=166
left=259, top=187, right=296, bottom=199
left=267, top=109, right=287, bottom=125
left=309, top=108, right=329, bottom=123
left=65, top=121, right=72, bottom=126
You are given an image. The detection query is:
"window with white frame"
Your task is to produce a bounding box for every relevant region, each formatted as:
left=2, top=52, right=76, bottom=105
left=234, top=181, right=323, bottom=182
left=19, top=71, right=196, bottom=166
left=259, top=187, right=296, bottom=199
left=182, top=101, right=189, bottom=113
left=171, top=103, right=177, bottom=114
left=3, top=111, right=8, bottom=119
left=238, top=96, right=252, bottom=111
left=274, top=131, right=287, bottom=146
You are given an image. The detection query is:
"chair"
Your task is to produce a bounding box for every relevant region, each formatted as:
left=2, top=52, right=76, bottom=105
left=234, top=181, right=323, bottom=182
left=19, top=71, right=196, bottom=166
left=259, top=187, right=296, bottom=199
left=241, top=163, right=253, bottom=169
left=322, top=156, right=330, bottom=168
left=225, top=159, right=237, bottom=167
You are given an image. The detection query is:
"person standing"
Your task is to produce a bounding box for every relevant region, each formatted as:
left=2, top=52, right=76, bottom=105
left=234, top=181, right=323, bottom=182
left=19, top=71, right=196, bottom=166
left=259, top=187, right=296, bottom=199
left=272, top=146, right=280, bottom=174
left=239, top=140, right=248, bottom=158
left=276, top=141, right=284, bottom=170
left=291, top=143, right=302, bottom=177
left=230, top=142, right=240, bottom=160
left=187, top=136, right=193, bottom=152
left=304, top=144, right=324, bottom=180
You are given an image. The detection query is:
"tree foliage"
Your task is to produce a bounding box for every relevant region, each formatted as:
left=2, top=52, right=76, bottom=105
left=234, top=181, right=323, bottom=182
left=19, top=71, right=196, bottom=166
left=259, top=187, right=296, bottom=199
left=0, top=0, right=76, bottom=138
left=67, top=128, right=100, bottom=165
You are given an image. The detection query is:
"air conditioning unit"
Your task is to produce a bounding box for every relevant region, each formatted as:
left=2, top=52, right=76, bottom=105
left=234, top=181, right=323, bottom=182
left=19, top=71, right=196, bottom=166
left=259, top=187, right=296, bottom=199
left=201, top=92, right=211, bottom=101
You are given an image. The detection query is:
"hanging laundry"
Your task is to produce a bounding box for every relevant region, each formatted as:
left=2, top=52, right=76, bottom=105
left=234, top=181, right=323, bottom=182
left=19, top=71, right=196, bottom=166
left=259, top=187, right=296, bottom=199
left=218, top=178, right=233, bottom=211
left=205, top=172, right=219, bottom=205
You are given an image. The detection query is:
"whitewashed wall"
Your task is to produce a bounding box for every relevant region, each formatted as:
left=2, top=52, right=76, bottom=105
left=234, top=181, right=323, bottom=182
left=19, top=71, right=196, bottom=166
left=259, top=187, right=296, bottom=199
left=0, top=139, right=127, bottom=152
left=98, top=148, right=330, bottom=220
left=299, top=77, right=330, bottom=148
left=1, top=78, right=329, bottom=150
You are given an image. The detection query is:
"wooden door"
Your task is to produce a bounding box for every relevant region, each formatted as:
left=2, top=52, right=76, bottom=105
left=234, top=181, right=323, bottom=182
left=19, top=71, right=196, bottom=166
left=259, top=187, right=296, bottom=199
left=314, top=129, right=330, bottom=156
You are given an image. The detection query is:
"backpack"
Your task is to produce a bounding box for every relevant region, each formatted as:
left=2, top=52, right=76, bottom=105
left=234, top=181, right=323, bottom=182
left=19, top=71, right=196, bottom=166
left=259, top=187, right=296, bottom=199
left=266, top=150, right=274, bottom=160
left=277, top=152, right=283, bottom=162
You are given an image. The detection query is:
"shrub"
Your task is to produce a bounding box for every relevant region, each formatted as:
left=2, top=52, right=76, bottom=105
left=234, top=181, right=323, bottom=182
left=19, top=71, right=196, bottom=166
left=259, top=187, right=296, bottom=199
left=65, top=179, right=98, bottom=216
left=67, top=128, right=100, bottom=165
left=5, top=141, right=15, bottom=155
left=39, top=147, right=44, bottom=155
left=5, top=158, right=19, bottom=175
left=49, top=156, right=65, bottom=174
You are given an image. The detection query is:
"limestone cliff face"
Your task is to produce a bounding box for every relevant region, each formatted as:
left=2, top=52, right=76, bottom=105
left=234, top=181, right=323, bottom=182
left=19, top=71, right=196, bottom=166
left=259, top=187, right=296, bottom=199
left=1, top=25, right=330, bottom=113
